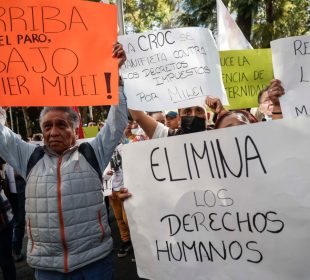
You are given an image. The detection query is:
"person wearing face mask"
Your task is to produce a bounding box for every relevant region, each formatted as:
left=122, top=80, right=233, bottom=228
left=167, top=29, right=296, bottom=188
left=129, top=104, right=209, bottom=139
left=175, top=107, right=207, bottom=135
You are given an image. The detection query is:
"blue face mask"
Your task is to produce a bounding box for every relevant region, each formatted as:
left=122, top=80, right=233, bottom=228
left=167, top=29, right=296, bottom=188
left=180, top=116, right=206, bottom=134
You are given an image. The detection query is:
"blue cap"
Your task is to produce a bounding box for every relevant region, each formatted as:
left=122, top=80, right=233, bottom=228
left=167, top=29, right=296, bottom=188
left=166, top=111, right=178, bottom=118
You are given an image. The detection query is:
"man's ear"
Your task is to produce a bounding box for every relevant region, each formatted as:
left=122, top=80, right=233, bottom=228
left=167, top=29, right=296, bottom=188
left=258, top=104, right=263, bottom=114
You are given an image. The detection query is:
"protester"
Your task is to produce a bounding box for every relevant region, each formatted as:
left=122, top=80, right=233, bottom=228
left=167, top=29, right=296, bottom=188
left=130, top=95, right=259, bottom=134
left=109, top=143, right=133, bottom=259
left=129, top=105, right=208, bottom=139
left=128, top=118, right=148, bottom=139
left=205, top=95, right=228, bottom=124
left=267, top=79, right=285, bottom=120
left=98, top=121, right=105, bottom=130
left=165, top=111, right=179, bottom=130
left=123, top=119, right=138, bottom=142
left=0, top=43, right=130, bottom=280
left=205, top=95, right=258, bottom=129
left=5, top=165, right=26, bottom=262
left=257, top=87, right=273, bottom=121
left=32, top=133, right=43, bottom=141
left=214, top=110, right=258, bottom=129
left=109, top=118, right=147, bottom=262
left=0, top=158, right=16, bottom=280
left=255, top=79, right=285, bottom=122
left=87, top=121, right=97, bottom=127
left=147, top=111, right=166, bottom=125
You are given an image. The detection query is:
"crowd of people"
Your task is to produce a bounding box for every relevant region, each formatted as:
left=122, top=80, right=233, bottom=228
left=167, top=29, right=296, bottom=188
left=0, top=41, right=287, bottom=280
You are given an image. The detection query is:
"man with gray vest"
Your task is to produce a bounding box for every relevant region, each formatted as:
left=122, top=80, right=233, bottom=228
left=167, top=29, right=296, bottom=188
left=0, top=43, right=131, bottom=279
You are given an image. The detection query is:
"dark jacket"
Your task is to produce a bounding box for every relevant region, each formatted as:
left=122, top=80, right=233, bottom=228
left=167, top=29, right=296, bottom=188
left=0, top=157, right=12, bottom=231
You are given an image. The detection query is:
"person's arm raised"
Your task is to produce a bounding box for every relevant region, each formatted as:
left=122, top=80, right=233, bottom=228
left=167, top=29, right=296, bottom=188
left=128, top=109, right=158, bottom=139
left=268, top=79, right=284, bottom=120
left=205, top=96, right=227, bottom=121
left=90, top=42, right=128, bottom=171
left=112, top=42, right=126, bottom=68
left=0, top=109, right=36, bottom=179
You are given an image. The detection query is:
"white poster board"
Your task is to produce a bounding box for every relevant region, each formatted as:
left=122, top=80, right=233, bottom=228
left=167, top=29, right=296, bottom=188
left=119, top=27, right=228, bottom=111
left=271, top=35, right=310, bottom=118
left=123, top=118, right=310, bottom=280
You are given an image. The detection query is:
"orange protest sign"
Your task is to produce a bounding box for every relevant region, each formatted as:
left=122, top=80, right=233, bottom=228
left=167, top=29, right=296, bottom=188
left=0, top=0, right=118, bottom=106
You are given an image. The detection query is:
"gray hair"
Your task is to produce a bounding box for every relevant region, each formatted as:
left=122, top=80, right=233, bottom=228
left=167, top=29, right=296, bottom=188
left=39, top=107, right=79, bottom=130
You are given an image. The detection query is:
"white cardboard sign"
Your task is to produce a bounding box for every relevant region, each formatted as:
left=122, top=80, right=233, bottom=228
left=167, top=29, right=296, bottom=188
left=119, top=27, right=228, bottom=111
left=271, top=35, right=310, bottom=118
left=123, top=118, right=310, bottom=280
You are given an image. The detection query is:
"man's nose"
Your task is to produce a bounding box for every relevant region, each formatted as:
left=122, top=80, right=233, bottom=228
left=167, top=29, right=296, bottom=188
left=50, top=125, right=59, bottom=136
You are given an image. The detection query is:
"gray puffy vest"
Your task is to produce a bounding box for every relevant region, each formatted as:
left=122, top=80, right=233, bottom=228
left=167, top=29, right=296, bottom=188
left=25, top=144, right=112, bottom=273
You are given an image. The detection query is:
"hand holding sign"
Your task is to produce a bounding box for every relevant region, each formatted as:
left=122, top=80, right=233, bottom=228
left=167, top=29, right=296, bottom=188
left=113, top=42, right=127, bottom=68
left=205, top=96, right=226, bottom=115
left=268, top=79, right=285, bottom=107
left=118, top=187, right=132, bottom=201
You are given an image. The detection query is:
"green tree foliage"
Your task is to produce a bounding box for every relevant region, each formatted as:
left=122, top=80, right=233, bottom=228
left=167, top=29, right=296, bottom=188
left=252, top=0, right=310, bottom=47
left=123, top=0, right=177, bottom=33
left=177, top=0, right=310, bottom=48
left=176, top=0, right=218, bottom=29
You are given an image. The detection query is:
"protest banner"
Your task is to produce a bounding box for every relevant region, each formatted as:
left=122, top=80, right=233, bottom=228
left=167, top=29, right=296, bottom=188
left=0, top=0, right=118, bottom=106
left=82, top=126, right=99, bottom=138
left=122, top=117, right=310, bottom=280
left=271, top=35, right=310, bottom=118
left=118, top=27, right=228, bottom=111
left=220, top=49, right=273, bottom=109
